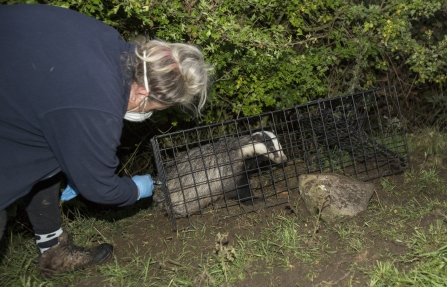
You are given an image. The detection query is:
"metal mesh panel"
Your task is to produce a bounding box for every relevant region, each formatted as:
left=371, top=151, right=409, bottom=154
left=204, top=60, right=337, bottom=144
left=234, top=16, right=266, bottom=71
left=150, top=86, right=410, bottom=230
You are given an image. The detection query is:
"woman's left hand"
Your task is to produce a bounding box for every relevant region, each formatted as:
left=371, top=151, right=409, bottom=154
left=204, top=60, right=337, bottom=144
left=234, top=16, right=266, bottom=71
left=60, top=184, right=79, bottom=201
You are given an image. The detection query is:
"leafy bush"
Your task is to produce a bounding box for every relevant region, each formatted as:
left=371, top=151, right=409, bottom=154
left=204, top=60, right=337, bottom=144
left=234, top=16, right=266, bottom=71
left=5, top=0, right=447, bottom=126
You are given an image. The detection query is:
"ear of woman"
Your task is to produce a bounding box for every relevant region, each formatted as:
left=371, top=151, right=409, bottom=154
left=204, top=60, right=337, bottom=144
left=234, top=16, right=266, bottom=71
left=127, top=83, right=149, bottom=112
left=125, top=84, right=170, bottom=122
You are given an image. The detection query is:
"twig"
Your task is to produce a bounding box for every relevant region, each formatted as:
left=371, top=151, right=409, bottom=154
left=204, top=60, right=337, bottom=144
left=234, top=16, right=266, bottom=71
left=374, top=189, right=383, bottom=209
left=236, top=89, right=253, bottom=119
left=14, top=220, right=33, bottom=233
left=404, top=76, right=417, bottom=101
left=385, top=52, right=405, bottom=92
left=167, top=279, right=179, bottom=287
left=213, top=71, right=232, bottom=83
left=216, top=94, right=235, bottom=106
left=312, top=195, right=330, bottom=237
left=156, top=125, right=174, bottom=134
left=288, top=34, right=328, bottom=46
left=93, top=226, right=107, bottom=242
left=332, top=271, right=352, bottom=285
left=118, top=140, right=143, bottom=174
left=300, top=11, right=344, bottom=33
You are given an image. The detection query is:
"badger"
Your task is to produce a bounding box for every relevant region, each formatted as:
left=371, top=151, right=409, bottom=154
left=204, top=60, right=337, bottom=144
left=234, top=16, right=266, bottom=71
left=153, top=131, right=288, bottom=216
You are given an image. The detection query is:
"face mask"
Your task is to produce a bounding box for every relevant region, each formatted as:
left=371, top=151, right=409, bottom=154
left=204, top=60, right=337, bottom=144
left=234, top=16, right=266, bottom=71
left=124, top=50, right=152, bottom=122
left=124, top=109, right=153, bottom=122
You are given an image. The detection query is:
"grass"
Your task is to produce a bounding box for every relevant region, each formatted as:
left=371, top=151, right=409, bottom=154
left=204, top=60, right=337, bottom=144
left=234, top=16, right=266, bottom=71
left=2, top=127, right=447, bottom=286
left=368, top=219, right=447, bottom=287
left=332, top=222, right=367, bottom=253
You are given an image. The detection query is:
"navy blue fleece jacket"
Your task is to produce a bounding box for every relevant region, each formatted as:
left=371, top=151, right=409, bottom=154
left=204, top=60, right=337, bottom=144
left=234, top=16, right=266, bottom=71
left=0, top=4, right=139, bottom=211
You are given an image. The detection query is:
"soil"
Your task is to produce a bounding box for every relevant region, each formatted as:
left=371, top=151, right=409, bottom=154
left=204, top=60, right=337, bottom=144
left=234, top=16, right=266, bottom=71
left=1, top=147, right=442, bottom=287
left=68, top=149, right=447, bottom=286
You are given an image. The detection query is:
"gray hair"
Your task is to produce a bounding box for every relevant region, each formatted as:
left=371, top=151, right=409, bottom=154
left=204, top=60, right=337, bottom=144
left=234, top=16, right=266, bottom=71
left=133, top=39, right=212, bottom=115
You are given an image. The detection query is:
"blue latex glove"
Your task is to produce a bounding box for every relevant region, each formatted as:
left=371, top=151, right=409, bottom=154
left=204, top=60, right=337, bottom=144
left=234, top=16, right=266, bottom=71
left=61, top=184, right=79, bottom=201
left=132, top=174, right=154, bottom=200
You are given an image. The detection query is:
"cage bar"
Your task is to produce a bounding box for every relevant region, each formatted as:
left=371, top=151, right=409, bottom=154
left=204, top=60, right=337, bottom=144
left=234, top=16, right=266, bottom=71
left=150, top=86, right=410, bottom=230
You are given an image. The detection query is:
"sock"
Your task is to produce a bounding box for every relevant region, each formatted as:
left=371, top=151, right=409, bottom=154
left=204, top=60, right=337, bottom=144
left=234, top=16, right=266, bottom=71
left=35, top=228, right=63, bottom=254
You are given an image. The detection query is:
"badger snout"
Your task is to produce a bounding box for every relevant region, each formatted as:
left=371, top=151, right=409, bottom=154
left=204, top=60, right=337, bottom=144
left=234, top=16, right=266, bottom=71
left=271, top=149, right=288, bottom=164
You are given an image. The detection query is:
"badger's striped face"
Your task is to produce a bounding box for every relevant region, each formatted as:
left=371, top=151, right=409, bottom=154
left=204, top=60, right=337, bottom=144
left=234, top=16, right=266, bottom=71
left=241, top=131, right=287, bottom=163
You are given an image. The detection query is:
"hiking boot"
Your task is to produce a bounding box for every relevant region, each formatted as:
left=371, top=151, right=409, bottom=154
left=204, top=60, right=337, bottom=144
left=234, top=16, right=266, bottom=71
left=38, top=232, right=113, bottom=277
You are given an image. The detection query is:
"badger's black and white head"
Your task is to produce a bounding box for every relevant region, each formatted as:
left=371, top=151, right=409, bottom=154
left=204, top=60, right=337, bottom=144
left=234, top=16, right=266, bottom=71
left=241, top=131, right=287, bottom=163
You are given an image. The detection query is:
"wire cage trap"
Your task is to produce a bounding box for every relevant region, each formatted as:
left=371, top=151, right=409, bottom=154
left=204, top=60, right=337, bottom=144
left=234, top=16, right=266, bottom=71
left=150, top=86, right=410, bottom=230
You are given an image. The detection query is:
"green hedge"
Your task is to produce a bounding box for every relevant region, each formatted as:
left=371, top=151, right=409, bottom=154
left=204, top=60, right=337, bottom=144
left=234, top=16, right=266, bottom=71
left=6, top=0, right=447, bottom=125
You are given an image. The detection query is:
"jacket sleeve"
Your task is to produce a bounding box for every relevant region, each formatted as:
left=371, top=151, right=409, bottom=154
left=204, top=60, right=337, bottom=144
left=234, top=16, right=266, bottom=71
left=40, top=108, right=139, bottom=206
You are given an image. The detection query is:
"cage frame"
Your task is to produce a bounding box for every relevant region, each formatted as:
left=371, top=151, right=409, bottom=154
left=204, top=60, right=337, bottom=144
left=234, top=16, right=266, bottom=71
left=151, top=85, right=410, bottom=230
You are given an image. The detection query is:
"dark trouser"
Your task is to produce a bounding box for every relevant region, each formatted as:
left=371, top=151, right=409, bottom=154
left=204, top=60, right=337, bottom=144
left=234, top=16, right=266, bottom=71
left=0, top=173, right=62, bottom=242
left=23, top=173, right=62, bottom=235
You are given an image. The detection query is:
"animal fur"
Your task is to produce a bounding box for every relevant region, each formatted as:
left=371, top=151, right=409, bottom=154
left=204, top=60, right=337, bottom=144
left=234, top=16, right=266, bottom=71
left=153, top=131, right=287, bottom=216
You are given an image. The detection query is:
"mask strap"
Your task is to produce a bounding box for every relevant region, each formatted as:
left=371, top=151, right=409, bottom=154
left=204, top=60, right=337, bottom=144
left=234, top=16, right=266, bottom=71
left=141, top=51, right=149, bottom=114
left=143, top=51, right=149, bottom=93
left=126, top=51, right=149, bottom=113
left=127, top=97, right=147, bottom=112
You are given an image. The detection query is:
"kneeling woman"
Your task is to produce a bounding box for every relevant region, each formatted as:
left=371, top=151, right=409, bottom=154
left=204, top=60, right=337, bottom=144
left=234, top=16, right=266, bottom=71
left=0, top=4, right=211, bottom=276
